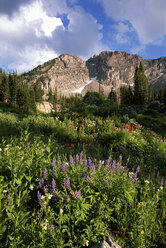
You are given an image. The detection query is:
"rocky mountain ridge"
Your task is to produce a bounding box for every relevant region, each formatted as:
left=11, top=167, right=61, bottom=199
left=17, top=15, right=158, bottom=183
left=22, top=51, right=166, bottom=97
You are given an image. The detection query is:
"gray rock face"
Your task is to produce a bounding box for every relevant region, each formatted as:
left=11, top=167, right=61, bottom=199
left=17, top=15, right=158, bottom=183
left=87, top=51, right=166, bottom=91
left=22, top=51, right=166, bottom=97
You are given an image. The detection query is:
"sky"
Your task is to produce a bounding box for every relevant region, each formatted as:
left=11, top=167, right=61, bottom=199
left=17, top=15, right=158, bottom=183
left=0, top=0, right=166, bottom=74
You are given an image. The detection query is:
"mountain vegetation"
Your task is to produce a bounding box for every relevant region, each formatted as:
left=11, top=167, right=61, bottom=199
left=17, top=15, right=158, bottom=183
left=0, top=63, right=166, bottom=248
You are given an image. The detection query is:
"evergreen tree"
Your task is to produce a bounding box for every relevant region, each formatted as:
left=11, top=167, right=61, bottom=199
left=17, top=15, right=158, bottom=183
left=162, top=86, right=166, bottom=105
left=108, top=89, right=117, bottom=103
left=99, top=83, right=104, bottom=96
left=34, top=82, right=44, bottom=102
left=48, top=88, right=54, bottom=103
left=17, top=82, right=30, bottom=112
left=0, top=72, right=10, bottom=102
left=134, top=62, right=148, bottom=105
left=29, top=86, right=36, bottom=112
left=9, top=72, right=17, bottom=106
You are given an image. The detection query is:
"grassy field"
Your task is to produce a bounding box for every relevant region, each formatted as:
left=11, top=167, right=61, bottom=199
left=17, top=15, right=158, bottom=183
left=0, top=98, right=165, bottom=248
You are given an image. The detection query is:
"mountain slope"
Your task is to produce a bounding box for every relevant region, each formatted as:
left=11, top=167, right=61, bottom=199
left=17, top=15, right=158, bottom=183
left=22, top=51, right=166, bottom=96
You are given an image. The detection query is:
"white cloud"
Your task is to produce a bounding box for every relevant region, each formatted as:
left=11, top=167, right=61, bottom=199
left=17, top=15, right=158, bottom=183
left=9, top=46, right=57, bottom=73
left=102, top=0, right=166, bottom=45
left=115, top=33, right=129, bottom=44
left=51, top=6, right=108, bottom=59
left=0, top=0, right=107, bottom=73
left=130, top=45, right=145, bottom=55
left=0, top=0, right=63, bottom=73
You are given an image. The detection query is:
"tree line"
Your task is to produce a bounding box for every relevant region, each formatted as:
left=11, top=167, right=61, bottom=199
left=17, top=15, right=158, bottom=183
left=0, top=69, right=46, bottom=112
left=0, top=63, right=166, bottom=113
left=109, top=62, right=166, bottom=106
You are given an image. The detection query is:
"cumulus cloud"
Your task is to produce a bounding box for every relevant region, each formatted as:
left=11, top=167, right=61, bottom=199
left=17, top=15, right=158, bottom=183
left=0, top=0, right=107, bottom=73
left=102, top=0, right=166, bottom=45
left=50, top=6, right=107, bottom=59
left=112, top=22, right=133, bottom=44
left=0, top=0, right=33, bottom=15
left=0, top=0, right=63, bottom=73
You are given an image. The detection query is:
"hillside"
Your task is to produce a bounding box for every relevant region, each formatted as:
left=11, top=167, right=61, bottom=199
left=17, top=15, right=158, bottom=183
left=21, top=51, right=166, bottom=96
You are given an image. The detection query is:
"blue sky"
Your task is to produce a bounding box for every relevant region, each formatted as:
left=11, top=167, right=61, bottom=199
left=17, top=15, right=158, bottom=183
left=0, top=0, right=166, bottom=73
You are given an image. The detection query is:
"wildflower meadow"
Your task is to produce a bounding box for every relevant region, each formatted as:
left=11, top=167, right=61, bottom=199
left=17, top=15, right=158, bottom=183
left=0, top=97, right=166, bottom=248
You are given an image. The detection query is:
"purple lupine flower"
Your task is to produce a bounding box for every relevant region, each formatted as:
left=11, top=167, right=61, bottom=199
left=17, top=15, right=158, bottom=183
left=69, top=155, right=74, bottom=165
left=136, top=167, right=140, bottom=174
left=131, top=173, right=137, bottom=184
left=67, top=197, right=71, bottom=203
left=75, top=154, right=79, bottom=165
left=90, top=164, right=95, bottom=174
left=86, top=176, right=91, bottom=182
left=116, top=166, right=119, bottom=175
left=52, top=179, right=56, bottom=193
left=84, top=159, right=87, bottom=168
left=37, top=191, right=42, bottom=205
left=43, top=168, right=48, bottom=180
left=79, top=151, right=83, bottom=164
left=105, top=159, right=110, bottom=166
left=75, top=191, right=81, bottom=199
left=119, top=154, right=122, bottom=162
left=88, top=158, right=92, bottom=167
left=61, top=162, right=68, bottom=172
left=106, top=181, right=112, bottom=186
left=64, top=178, right=71, bottom=191
left=54, top=192, right=58, bottom=203
left=39, top=178, right=44, bottom=188
left=111, top=161, right=116, bottom=170
left=7, top=194, right=10, bottom=201
left=97, top=160, right=102, bottom=171
left=51, top=160, right=57, bottom=176
left=49, top=224, right=55, bottom=231
left=81, top=172, right=86, bottom=178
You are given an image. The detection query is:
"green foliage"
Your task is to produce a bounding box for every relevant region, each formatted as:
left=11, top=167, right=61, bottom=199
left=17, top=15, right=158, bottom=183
left=120, top=85, right=133, bottom=105
left=134, top=62, right=148, bottom=105
left=108, top=89, right=117, bottom=104
left=0, top=87, right=165, bottom=247
left=9, top=72, right=17, bottom=106
left=34, top=82, right=44, bottom=102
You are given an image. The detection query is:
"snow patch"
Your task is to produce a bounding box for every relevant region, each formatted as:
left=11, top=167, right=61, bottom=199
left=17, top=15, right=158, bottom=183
left=72, top=77, right=98, bottom=94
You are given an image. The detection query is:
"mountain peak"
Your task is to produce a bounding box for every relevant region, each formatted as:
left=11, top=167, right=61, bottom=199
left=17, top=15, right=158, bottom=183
left=22, top=51, right=166, bottom=97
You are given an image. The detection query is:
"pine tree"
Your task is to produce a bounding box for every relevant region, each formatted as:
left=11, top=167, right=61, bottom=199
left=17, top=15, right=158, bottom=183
left=17, top=82, right=30, bottom=112
left=134, top=62, right=148, bottom=105
left=0, top=72, right=10, bottom=103
left=29, top=86, right=36, bottom=112
left=34, top=82, right=44, bottom=102
left=9, top=72, right=17, bottom=106
left=108, top=89, right=117, bottom=103
left=48, top=88, right=54, bottom=103
left=163, top=86, right=166, bottom=105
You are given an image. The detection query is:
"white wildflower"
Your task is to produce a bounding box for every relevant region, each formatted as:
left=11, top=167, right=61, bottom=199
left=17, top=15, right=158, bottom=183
left=145, top=180, right=150, bottom=184
left=43, top=225, right=47, bottom=230
left=60, top=209, right=63, bottom=214
left=48, top=194, right=53, bottom=200
left=85, top=240, right=89, bottom=246
left=29, top=185, right=34, bottom=190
